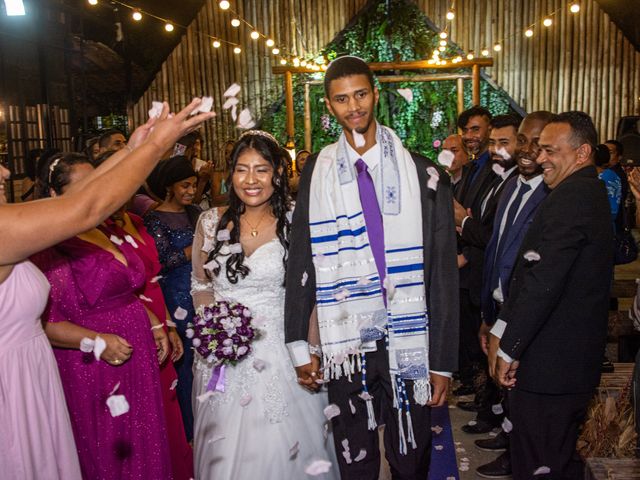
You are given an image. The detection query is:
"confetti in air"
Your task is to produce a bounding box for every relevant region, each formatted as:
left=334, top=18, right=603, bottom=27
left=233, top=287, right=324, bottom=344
left=396, top=88, right=413, bottom=103
left=426, top=166, right=440, bottom=191
left=148, top=101, right=164, bottom=119
left=437, top=150, right=455, bottom=168
left=170, top=379, right=178, bottom=390
left=352, top=130, right=366, bottom=148
left=492, top=163, right=506, bottom=176
left=223, top=83, right=241, bottom=97
left=502, top=417, right=513, bottom=433
left=534, top=466, right=551, bottom=475
left=237, top=108, right=256, bottom=129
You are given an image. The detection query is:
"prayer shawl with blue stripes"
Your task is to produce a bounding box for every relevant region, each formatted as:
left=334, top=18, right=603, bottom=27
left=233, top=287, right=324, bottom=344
left=309, top=125, right=430, bottom=453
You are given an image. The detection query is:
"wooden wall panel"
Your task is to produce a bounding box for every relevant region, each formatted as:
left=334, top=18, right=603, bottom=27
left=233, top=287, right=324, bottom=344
left=130, top=0, right=640, bottom=161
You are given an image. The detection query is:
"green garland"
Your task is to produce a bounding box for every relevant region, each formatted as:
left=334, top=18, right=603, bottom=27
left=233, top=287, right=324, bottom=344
left=261, top=0, right=517, bottom=161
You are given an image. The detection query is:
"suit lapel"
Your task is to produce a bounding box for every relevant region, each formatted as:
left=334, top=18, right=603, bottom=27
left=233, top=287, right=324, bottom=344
left=501, top=182, right=547, bottom=254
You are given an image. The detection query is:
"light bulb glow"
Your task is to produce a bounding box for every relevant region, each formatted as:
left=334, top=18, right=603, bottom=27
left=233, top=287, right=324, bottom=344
left=446, top=10, right=455, bottom=20
left=219, top=0, right=230, bottom=9
left=132, top=10, right=142, bottom=21
left=165, top=23, right=174, bottom=32
left=272, top=47, right=280, bottom=55
left=293, top=58, right=300, bottom=66
left=233, top=47, right=242, bottom=54
left=212, top=40, right=221, bottom=48
left=543, top=18, right=552, bottom=27
left=481, top=49, right=490, bottom=57
left=280, top=59, right=287, bottom=65
left=438, top=46, right=446, bottom=52
left=466, top=52, right=474, bottom=60
left=266, top=39, right=275, bottom=47
left=88, top=0, right=98, bottom=5
left=493, top=43, right=502, bottom=52
left=250, top=31, right=260, bottom=40
left=231, top=18, right=240, bottom=27
left=439, top=40, right=447, bottom=47
left=570, top=3, right=580, bottom=13
left=525, top=29, right=533, bottom=37
left=301, top=60, right=307, bottom=67
left=439, top=32, right=448, bottom=39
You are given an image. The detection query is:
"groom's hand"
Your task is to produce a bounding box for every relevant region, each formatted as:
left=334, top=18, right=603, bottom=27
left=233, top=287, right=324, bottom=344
left=427, top=373, right=450, bottom=407
left=295, top=355, right=322, bottom=392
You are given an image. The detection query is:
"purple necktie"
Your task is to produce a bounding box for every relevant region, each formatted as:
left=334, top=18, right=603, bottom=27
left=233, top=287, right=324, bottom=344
left=355, top=159, right=387, bottom=292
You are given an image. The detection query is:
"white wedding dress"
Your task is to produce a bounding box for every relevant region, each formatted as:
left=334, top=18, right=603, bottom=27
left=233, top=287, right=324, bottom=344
left=191, top=208, right=338, bottom=480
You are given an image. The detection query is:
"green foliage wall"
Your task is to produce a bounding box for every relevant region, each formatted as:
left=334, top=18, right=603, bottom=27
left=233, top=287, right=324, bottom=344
left=261, top=0, right=517, bottom=161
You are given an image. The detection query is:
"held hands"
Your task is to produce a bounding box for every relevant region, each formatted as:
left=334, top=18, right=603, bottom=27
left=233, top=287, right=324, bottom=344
left=100, top=333, right=133, bottom=366
left=488, top=333, right=518, bottom=388
left=427, top=373, right=450, bottom=407
left=478, top=321, right=491, bottom=356
left=296, top=355, right=323, bottom=392
left=153, top=327, right=170, bottom=364
left=168, top=328, right=184, bottom=362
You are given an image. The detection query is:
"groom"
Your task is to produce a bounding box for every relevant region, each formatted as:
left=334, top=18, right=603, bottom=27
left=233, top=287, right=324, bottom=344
left=284, top=56, right=459, bottom=479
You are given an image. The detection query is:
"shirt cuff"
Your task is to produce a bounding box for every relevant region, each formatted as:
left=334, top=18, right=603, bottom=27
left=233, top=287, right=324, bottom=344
left=461, top=215, right=471, bottom=231
left=490, top=319, right=507, bottom=339
left=497, top=348, right=514, bottom=364
left=431, top=370, right=452, bottom=378
left=286, top=340, right=311, bottom=367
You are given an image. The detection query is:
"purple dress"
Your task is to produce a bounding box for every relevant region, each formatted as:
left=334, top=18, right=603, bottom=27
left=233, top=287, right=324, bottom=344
left=32, top=235, right=172, bottom=480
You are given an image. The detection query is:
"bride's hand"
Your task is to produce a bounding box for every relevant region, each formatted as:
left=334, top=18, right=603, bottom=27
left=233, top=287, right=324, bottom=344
left=295, top=355, right=323, bottom=392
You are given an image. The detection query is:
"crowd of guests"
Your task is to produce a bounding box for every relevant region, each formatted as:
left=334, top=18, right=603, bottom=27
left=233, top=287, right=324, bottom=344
left=0, top=55, right=636, bottom=480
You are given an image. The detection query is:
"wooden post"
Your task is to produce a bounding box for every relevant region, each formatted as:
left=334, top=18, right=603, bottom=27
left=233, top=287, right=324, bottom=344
left=472, top=64, right=481, bottom=106
left=304, top=82, right=311, bottom=152
left=457, top=77, right=465, bottom=113
left=284, top=70, right=295, bottom=148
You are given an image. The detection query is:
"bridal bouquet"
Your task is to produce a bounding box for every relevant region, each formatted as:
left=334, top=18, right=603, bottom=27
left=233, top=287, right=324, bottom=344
left=187, top=300, right=257, bottom=392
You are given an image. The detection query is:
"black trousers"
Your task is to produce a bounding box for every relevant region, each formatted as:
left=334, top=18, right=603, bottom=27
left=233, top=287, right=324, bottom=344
left=509, top=388, right=591, bottom=480
left=327, top=343, right=432, bottom=480
left=458, top=288, right=484, bottom=386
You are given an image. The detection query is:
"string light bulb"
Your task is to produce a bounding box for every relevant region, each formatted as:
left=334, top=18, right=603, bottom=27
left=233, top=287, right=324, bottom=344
left=280, top=59, right=287, bottom=65
left=525, top=28, right=534, bottom=37
left=301, top=60, right=307, bottom=67
left=266, top=39, right=275, bottom=47
left=438, top=46, right=446, bottom=52
left=293, top=58, right=300, bottom=67
left=219, top=0, right=230, bottom=9
left=231, top=18, right=240, bottom=27
left=165, top=23, right=174, bottom=32
left=446, top=10, right=455, bottom=20
left=439, top=40, right=447, bottom=47
left=570, top=3, right=580, bottom=13
left=87, top=0, right=98, bottom=5
left=233, top=46, right=241, bottom=54
left=543, top=17, right=552, bottom=27
left=466, top=52, right=474, bottom=60
left=428, top=59, right=436, bottom=65
left=481, top=48, right=490, bottom=57
left=212, top=40, right=221, bottom=48
left=493, top=43, right=502, bottom=52
left=132, top=10, right=142, bottom=21
left=272, top=47, right=280, bottom=55
left=454, top=56, right=462, bottom=63
left=250, top=31, right=260, bottom=40
left=439, top=32, right=448, bottom=39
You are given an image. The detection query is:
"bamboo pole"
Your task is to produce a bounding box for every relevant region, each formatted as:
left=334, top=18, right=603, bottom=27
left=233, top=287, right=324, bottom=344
left=457, top=77, right=465, bottom=114
left=304, top=82, right=311, bottom=151
left=285, top=70, right=295, bottom=147
left=472, top=64, right=480, bottom=106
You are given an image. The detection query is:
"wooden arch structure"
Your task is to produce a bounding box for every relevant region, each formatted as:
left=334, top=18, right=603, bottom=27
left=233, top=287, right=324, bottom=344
left=272, top=58, right=493, bottom=150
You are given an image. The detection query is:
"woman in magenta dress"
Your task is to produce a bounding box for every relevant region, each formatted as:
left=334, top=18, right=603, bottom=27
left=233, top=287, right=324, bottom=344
left=32, top=154, right=172, bottom=479
left=107, top=209, right=194, bottom=479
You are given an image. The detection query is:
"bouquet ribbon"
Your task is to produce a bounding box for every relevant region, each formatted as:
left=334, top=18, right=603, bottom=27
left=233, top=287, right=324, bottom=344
left=206, top=364, right=226, bottom=393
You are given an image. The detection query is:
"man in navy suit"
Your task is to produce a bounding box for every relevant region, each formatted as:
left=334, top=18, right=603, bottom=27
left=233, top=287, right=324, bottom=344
left=473, top=111, right=553, bottom=478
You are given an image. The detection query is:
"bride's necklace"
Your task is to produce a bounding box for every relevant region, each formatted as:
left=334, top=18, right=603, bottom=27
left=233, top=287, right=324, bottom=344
left=242, top=209, right=269, bottom=237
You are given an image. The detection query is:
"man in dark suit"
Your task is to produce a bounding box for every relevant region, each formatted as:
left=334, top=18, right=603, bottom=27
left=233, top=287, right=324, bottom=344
left=474, top=111, right=553, bottom=478
left=489, top=111, right=613, bottom=479
left=284, top=56, right=459, bottom=479
left=454, top=106, right=497, bottom=396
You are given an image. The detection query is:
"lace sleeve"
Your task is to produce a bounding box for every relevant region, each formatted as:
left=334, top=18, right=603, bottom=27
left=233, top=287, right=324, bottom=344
left=191, top=208, right=219, bottom=309
left=144, top=213, right=189, bottom=273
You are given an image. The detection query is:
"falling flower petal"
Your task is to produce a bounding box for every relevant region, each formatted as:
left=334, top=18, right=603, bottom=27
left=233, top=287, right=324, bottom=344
left=216, top=229, right=231, bottom=241
left=229, top=243, right=243, bottom=254
left=496, top=147, right=511, bottom=161
left=352, top=130, right=365, bottom=148
left=170, top=379, right=178, bottom=390
left=223, top=97, right=239, bottom=110
left=237, top=108, right=256, bottom=129
left=197, top=391, right=215, bottom=402
left=286, top=210, right=293, bottom=223
left=434, top=445, right=444, bottom=451
left=174, top=307, right=188, bottom=320
left=148, top=101, right=164, bottom=119
left=426, top=166, right=440, bottom=191
left=383, top=277, right=396, bottom=300
left=502, top=417, right=513, bottom=433
left=109, top=235, right=123, bottom=246
left=192, top=96, right=214, bottom=115
left=437, top=150, right=455, bottom=169
left=323, top=423, right=329, bottom=439
left=109, top=382, right=121, bottom=396
left=151, top=275, right=163, bottom=283
left=323, top=404, right=341, bottom=421
left=397, top=88, right=413, bottom=103
left=342, top=441, right=352, bottom=464
left=354, top=449, right=366, bottom=462
left=349, top=399, right=356, bottom=415
left=223, top=83, right=241, bottom=97
left=304, top=459, right=332, bottom=476
left=523, top=250, right=541, bottom=262
left=488, top=431, right=498, bottom=437
left=80, top=337, right=95, bottom=353
left=106, top=394, right=130, bottom=417
left=492, top=163, right=506, bottom=176
left=231, top=105, right=238, bottom=121
left=301, top=271, right=308, bottom=286
left=461, top=457, right=469, bottom=462
left=289, top=441, right=300, bottom=459
left=334, top=289, right=350, bottom=301
left=253, top=359, right=266, bottom=372
left=431, top=425, right=443, bottom=435
left=139, top=294, right=153, bottom=303
left=492, top=403, right=504, bottom=415
left=239, top=394, right=252, bottom=406
left=533, top=466, right=551, bottom=475
left=93, top=336, right=107, bottom=361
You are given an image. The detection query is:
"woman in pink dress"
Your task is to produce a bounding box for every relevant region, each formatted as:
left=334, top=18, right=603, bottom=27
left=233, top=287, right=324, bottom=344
left=0, top=100, right=213, bottom=479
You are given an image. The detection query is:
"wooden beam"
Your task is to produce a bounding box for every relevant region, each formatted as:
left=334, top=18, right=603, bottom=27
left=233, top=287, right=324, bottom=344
left=304, top=74, right=472, bottom=85
left=304, top=82, right=311, bottom=151
left=457, top=77, right=465, bottom=114
left=284, top=70, right=295, bottom=147
left=272, top=58, right=493, bottom=75
left=472, top=64, right=481, bottom=106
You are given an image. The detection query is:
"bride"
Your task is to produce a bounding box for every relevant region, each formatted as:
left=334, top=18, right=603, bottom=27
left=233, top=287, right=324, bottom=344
left=191, top=131, right=337, bottom=479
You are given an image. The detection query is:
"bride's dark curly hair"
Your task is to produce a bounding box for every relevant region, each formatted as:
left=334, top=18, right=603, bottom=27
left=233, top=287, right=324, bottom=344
left=206, top=132, right=292, bottom=284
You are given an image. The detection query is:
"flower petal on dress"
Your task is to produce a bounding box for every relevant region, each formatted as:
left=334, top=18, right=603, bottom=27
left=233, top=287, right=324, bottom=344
left=106, top=394, right=130, bottom=417
left=252, top=359, right=267, bottom=372
left=109, top=235, right=124, bottom=246
left=349, top=399, right=356, bottom=415
left=341, top=438, right=352, bottom=464
left=124, top=235, right=139, bottom=249
left=216, top=229, right=231, bottom=241
left=523, top=250, right=541, bottom=262
left=352, top=130, right=365, bottom=148
left=139, top=294, right=153, bottom=303
left=80, top=337, right=95, bottom=353
left=228, top=243, right=243, bottom=254
left=491, top=403, right=504, bottom=415
left=304, top=459, right=332, bottom=476
left=534, top=466, right=551, bottom=475
left=174, top=307, right=188, bottom=320
left=502, top=417, right=513, bottom=433
left=93, top=335, right=107, bottom=361
left=354, top=449, right=366, bottom=462
left=239, top=394, right=252, bottom=406
left=334, top=289, right=350, bottom=301
left=109, top=382, right=121, bottom=396
left=301, top=271, right=308, bottom=287
left=323, top=404, right=341, bottom=421
left=437, top=150, right=455, bottom=168
left=170, top=379, right=178, bottom=390
left=492, top=163, right=506, bottom=176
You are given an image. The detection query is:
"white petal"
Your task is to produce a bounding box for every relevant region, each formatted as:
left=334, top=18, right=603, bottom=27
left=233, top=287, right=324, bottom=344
left=354, top=448, right=366, bottom=462
left=289, top=441, right=300, bottom=459
left=93, top=335, right=107, bottom=361
left=223, top=97, right=239, bottom=110
left=426, top=166, right=440, bottom=191
left=533, top=466, right=551, bottom=475
left=239, top=394, right=252, bottom=406
left=459, top=465, right=469, bottom=472
left=496, top=147, right=511, bottom=161
left=334, top=289, right=351, bottom=301
left=286, top=210, right=293, bottom=223
left=523, top=250, right=541, bottom=262
left=204, top=260, right=217, bottom=272
left=223, top=83, right=241, bottom=97
left=231, top=105, right=238, bottom=121
left=193, top=96, right=214, bottom=114
left=174, top=307, right=188, bottom=320
left=124, top=235, right=139, bottom=249
left=467, top=420, right=477, bottom=426
left=80, top=337, right=95, bottom=353
left=216, top=229, right=231, bottom=241
left=148, top=101, right=164, bottom=119
left=383, top=277, right=396, bottom=300
left=197, top=391, right=215, bottom=402
left=139, top=294, right=153, bottom=303
left=323, top=403, right=341, bottom=421
left=228, top=243, right=243, bottom=254
left=301, top=271, right=308, bottom=287
left=192, top=338, right=201, bottom=348
left=434, top=445, right=444, bottom=451
left=502, top=417, right=513, bottom=433
left=492, top=163, right=505, bottom=176
left=109, top=382, right=121, bottom=396
left=341, top=439, right=352, bottom=464
left=237, top=108, right=256, bottom=130
left=349, top=399, right=356, bottom=415
left=358, top=391, right=373, bottom=401
left=397, top=88, right=413, bottom=103
left=431, top=425, right=443, bottom=435
left=170, top=379, right=178, bottom=390
left=352, top=130, right=365, bottom=148
left=109, top=235, right=123, bottom=246
left=304, top=459, right=332, bottom=476
left=150, top=275, right=163, bottom=283
left=437, top=150, right=455, bottom=169
left=106, top=394, right=130, bottom=417
left=207, top=434, right=225, bottom=444
left=185, top=328, right=194, bottom=339
left=356, top=276, right=372, bottom=286
left=491, top=403, right=504, bottom=415
left=252, top=359, right=267, bottom=372
left=166, top=319, right=177, bottom=328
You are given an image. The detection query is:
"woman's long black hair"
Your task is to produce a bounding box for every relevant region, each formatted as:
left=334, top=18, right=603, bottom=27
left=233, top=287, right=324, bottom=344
left=38, top=152, right=93, bottom=197
left=206, top=132, right=292, bottom=284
